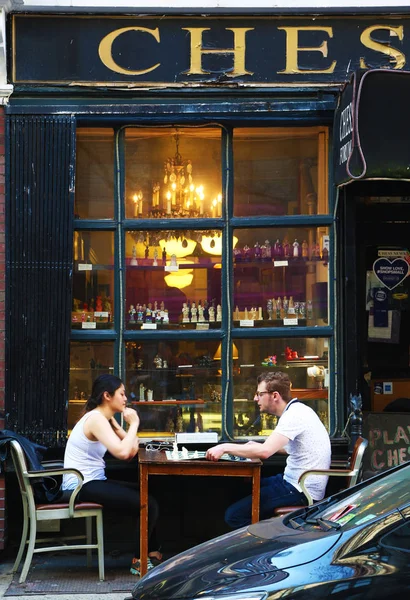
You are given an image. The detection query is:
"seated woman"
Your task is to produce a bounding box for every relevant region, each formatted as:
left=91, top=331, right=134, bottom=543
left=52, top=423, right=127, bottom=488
left=62, top=374, right=162, bottom=575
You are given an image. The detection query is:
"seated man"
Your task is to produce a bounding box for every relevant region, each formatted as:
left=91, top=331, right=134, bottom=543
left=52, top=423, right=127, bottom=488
left=206, top=371, right=331, bottom=528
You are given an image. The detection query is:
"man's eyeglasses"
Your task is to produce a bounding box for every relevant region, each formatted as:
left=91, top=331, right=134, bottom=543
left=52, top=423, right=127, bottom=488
left=255, top=391, right=272, bottom=398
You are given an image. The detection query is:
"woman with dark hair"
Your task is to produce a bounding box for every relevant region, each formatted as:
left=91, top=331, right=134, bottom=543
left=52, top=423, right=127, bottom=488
left=62, top=374, right=161, bottom=575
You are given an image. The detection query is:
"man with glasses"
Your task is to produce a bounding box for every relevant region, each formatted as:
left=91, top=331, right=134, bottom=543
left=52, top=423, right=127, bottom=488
left=206, top=371, right=331, bottom=528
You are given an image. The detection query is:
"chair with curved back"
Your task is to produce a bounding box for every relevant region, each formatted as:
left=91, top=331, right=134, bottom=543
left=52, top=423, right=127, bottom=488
left=274, top=436, right=368, bottom=516
left=9, top=439, right=105, bottom=583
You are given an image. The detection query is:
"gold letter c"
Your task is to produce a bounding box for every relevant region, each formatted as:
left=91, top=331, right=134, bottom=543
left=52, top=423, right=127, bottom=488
left=98, top=27, right=160, bottom=75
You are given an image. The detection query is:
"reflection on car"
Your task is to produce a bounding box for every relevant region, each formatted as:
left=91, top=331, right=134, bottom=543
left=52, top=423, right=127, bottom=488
left=131, top=461, right=410, bottom=599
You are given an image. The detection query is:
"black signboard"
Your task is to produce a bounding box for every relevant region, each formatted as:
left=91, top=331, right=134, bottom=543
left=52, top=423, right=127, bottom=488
left=362, top=412, right=410, bottom=478
left=334, top=68, right=410, bottom=185
left=9, top=15, right=410, bottom=88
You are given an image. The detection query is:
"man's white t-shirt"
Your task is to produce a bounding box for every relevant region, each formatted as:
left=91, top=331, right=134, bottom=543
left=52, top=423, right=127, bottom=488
left=274, top=399, right=331, bottom=501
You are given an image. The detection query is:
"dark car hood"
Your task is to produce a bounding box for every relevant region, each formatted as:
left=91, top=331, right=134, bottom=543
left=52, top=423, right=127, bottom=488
left=133, top=516, right=341, bottom=599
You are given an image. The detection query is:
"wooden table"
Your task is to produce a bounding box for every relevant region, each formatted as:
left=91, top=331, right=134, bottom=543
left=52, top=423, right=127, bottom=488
left=138, top=449, right=262, bottom=577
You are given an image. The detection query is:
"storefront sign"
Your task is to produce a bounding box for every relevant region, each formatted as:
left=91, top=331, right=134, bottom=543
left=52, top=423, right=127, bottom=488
left=363, top=412, right=410, bottom=476
left=334, top=68, right=410, bottom=185
left=10, top=15, right=410, bottom=87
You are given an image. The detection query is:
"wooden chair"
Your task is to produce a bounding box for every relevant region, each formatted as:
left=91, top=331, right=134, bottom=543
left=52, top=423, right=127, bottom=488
left=9, top=439, right=105, bottom=583
left=274, top=436, right=368, bottom=516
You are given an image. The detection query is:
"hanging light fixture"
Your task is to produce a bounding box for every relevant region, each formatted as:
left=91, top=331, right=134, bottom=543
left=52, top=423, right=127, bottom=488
left=200, top=233, right=239, bottom=256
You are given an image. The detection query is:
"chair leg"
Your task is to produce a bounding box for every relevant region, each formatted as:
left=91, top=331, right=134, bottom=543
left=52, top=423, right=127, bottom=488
left=96, top=512, right=105, bottom=581
left=12, top=500, right=29, bottom=574
left=86, top=516, right=92, bottom=567
left=19, top=515, right=37, bottom=584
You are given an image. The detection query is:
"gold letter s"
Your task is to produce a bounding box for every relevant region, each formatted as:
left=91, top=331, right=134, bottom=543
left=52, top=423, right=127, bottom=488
left=360, top=26, right=405, bottom=69
left=99, top=27, right=160, bottom=75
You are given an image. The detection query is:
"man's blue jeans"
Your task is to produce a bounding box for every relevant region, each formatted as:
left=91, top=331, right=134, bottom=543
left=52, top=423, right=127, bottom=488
left=225, top=474, right=307, bottom=529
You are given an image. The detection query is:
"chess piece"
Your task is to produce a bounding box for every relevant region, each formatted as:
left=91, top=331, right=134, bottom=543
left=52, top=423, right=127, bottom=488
left=276, top=297, right=282, bottom=319
left=170, top=254, right=178, bottom=267
left=216, top=304, right=222, bottom=321
left=129, top=305, right=136, bottom=322
left=254, top=241, right=262, bottom=261
left=234, top=306, right=240, bottom=321
left=262, top=239, right=271, bottom=261
left=208, top=305, right=215, bottom=322
left=243, top=244, right=250, bottom=261
left=162, top=247, right=167, bottom=265
left=147, top=389, right=153, bottom=401
left=130, top=245, right=138, bottom=266
left=153, top=248, right=158, bottom=266
left=283, top=237, right=291, bottom=259
left=302, top=240, right=309, bottom=260
left=250, top=307, right=257, bottom=320
left=182, top=302, right=190, bottom=323
left=267, top=299, right=273, bottom=320
left=154, top=354, right=162, bottom=368
left=190, top=302, right=198, bottom=323
left=258, top=306, right=263, bottom=320
left=198, top=304, right=205, bottom=322
left=273, top=238, right=283, bottom=259
left=288, top=296, right=295, bottom=315
left=292, top=239, right=300, bottom=258
left=139, top=384, right=146, bottom=402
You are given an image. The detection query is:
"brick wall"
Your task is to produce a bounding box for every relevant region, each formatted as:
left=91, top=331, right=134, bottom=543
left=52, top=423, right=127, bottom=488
left=0, top=106, right=6, bottom=550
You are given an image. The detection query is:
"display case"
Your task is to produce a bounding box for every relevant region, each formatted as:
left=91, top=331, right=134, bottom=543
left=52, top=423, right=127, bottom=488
left=68, top=342, right=115, bottom=432
left=72, top=231, right=114, bottom=329
left=125, top=339, right=223, bottom=437
left=232, top=337, right=329, bottom=438
left=233, top=226, right=329, bottom=327
left=125, top=229, right=223, bottom=329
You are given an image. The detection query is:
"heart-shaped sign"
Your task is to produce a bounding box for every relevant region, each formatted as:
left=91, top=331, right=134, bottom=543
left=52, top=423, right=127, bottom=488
left=373, top=258, right=410, bottom=290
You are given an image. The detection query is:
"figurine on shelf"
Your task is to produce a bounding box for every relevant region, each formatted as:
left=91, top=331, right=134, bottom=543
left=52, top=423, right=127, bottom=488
left=130, top=245, right=138, bottom=266
left=163, top=309, right=169, bottom=324
left=258, top=307, right=263, bottom=320
left=95, top=296, right=103, bottom=312
left=234, top=305, right=240, bottom=321
left=250, top=306, right=257, bottom=320
left=182, top=302, right=190, bottom=323
left=147, top=389, right=153, bottom=402
left=162, top=247, right=167, bottom=265
left=254, top=241, right=262, bottom=261
left=170, top=254, right=178, bottom=267
left=243, top=244, right=251, bottom=261
left=137, top=304, right=144, bottom=322
left=322, top=244, right=329, bottom=265
left=137, top=358, right=143, bottom=369
left=154, top=354, right=162, bottom=368
left=153, top=248, right=158, bottom=266
left=292, top=238, right=300, bottom=258
left=216, top=304, right=222, bottom=321
left=312, top=241, right=321, bottom=261
left=273, top=238, right=283, bottom=259
left=129, top=305, right=136, bottom=322
left=302, top=240, right=309, bottom=260
left=139, top=383, right=146, bottom=401
left=283, top=237, right=291, bottom=259
left=262, top=239, right=271, bottom=261
left=198, top=304, right=205, bottom=322
left=190, top=302, right=198, bottom=323
left=276, top=297, right=282, bottom=319
left=208, top=305, right=215, bottom=322
left=233, top=247, right=242, bottom=263
left=267, top=298, right=273, bottom=320
left=145, top=303, right=152, bottom=323
left=103, top=296, right=111, bottom=313
left=163, top=359, right=168, bottom=369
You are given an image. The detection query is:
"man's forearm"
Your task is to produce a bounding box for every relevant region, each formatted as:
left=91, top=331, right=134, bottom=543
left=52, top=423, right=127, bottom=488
left=217, top=442, right=263, bottom=459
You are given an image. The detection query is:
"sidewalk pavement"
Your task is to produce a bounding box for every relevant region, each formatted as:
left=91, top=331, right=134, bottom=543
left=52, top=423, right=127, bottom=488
left=0, top=559, right=131, bottom=600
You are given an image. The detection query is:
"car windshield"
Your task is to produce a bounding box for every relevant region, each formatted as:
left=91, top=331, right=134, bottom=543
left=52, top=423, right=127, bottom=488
left=302, top=464, right=410, bottom=530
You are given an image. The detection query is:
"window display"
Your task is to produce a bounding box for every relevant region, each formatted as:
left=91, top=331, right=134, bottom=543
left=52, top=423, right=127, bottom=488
left=125, top=230, right=222, bottom=329
left=70, top=124, right=332, bottom=441
left=125, top=340, right=223, bottom=437
left=233, top=127, right=328, bottom=217
left=68, top=342, right=114, bottom=431
left=125, top=126, right=222, bottom=219
left=233, top=227, right=329, bottom=327
left=72, top=231, right=114, bottom=329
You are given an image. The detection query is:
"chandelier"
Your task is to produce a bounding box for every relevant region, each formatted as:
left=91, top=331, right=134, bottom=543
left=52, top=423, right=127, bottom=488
left=148, top=131, right=222, bottom=218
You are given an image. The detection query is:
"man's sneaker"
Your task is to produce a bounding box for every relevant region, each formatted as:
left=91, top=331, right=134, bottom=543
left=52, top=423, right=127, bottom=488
left=130, top=557, right=154, bottom=576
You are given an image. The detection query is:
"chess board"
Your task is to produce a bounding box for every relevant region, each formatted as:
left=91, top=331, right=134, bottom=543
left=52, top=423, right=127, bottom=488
left=165, top=450, right=251, bottom=462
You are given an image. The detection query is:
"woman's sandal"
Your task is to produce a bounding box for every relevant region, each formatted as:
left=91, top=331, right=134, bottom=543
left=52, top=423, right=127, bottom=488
left=130, top=557, right=154, bottom=576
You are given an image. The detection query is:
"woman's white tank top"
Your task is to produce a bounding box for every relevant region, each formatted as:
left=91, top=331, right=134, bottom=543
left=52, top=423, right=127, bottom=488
left=62, top=410, right=107, bottom=490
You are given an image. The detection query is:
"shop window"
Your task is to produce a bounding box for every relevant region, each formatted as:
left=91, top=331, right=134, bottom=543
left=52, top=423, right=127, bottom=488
left=125, top=340, right=222, bottom=437
left=70, top=124, right=332, bottom=440
left=125, top=127, right=222, bottom=219
left=75, top=128, right=115, bottom=219
left=233, top=226, right=329, bottom=327
left=68, top=342, right=114, bottom=432
left=232, top=338, right=329, bottom=438
left=72, top=231, right=114, bottom=329
left=125, top=229, right=222, bottom=330
left=233, top=127, right=328, bottom=217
